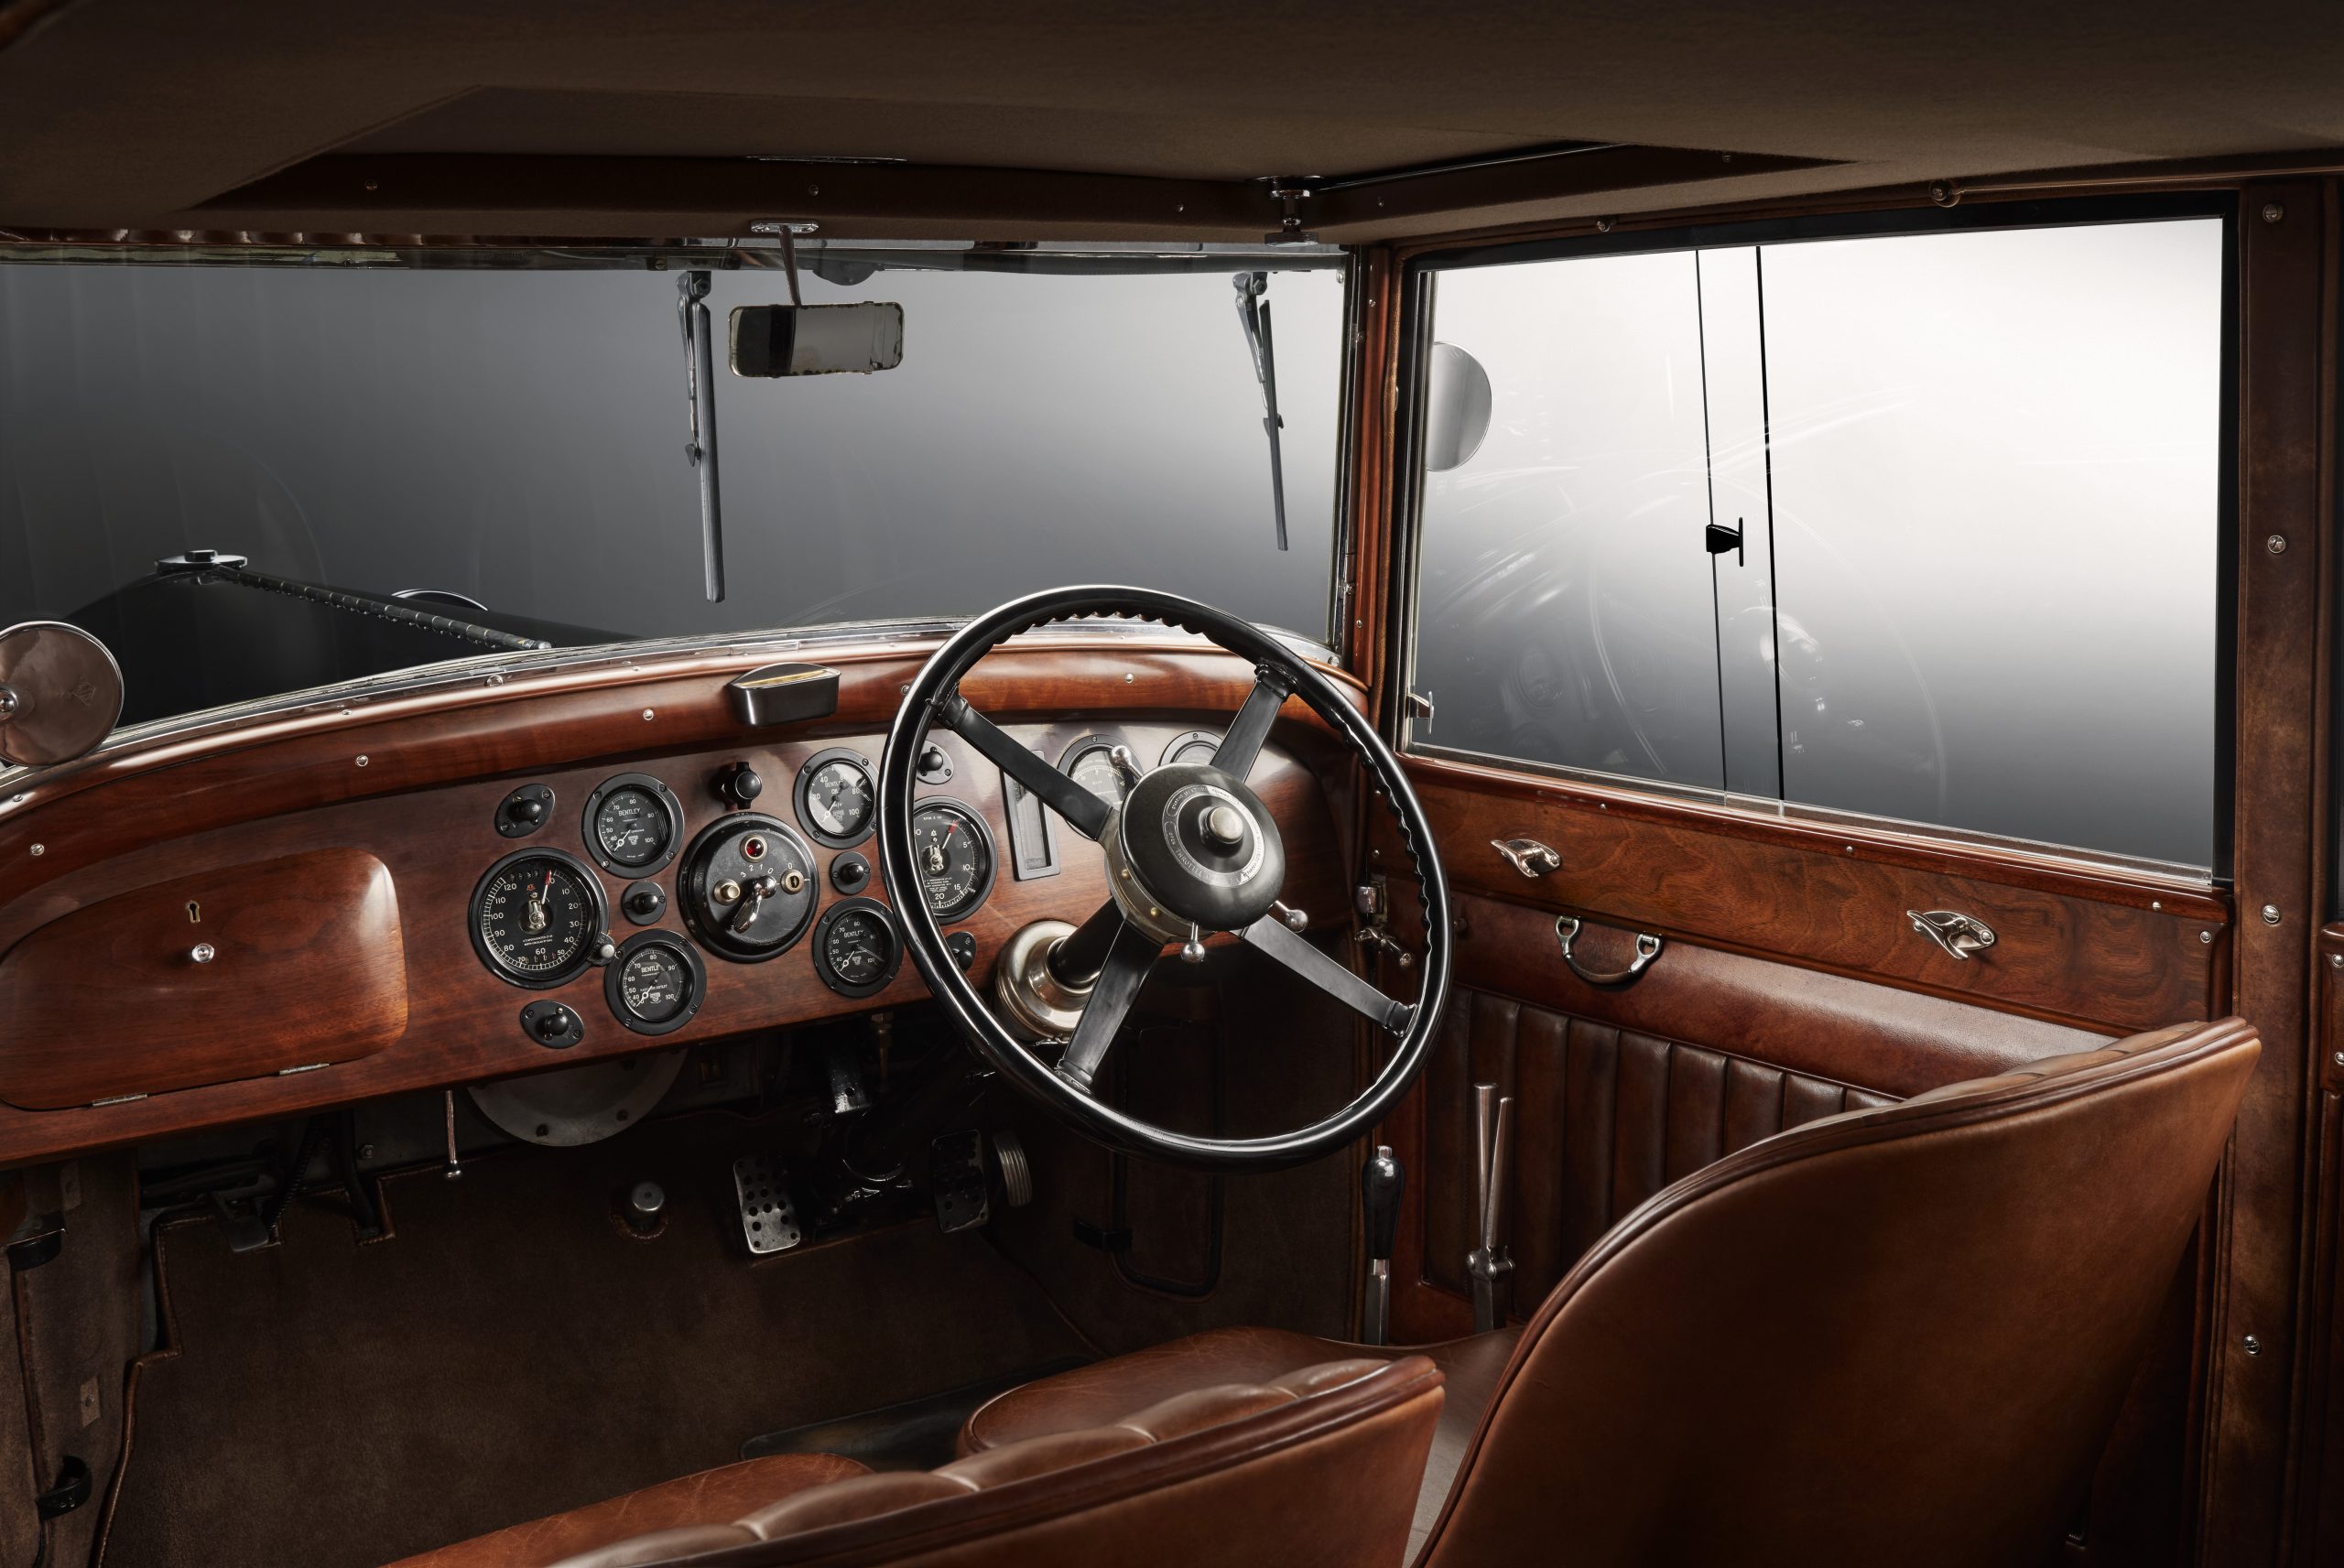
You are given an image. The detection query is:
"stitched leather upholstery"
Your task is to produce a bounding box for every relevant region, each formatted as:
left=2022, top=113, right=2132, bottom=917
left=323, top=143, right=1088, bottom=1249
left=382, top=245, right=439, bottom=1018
left=1424, top=989, right=1895, bottom=1302
left=384, top=1356, right=1442, bottom=1568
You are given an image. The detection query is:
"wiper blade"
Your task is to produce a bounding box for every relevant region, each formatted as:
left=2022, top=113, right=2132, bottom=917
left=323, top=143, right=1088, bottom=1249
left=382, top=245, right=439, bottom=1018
left=1232, top=270, right=1289, bottom=552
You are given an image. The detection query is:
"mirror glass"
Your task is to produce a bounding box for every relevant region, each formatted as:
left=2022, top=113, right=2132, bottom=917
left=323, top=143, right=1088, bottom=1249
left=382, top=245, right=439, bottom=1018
left=1423, top=341, right=1493, bottom=472
left=729, top=302, right=905, bottom=377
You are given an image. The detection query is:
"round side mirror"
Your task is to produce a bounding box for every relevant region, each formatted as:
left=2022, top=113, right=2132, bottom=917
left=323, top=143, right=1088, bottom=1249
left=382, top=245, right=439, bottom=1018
left=0, top=621, right=124, bottom=768
left=1424, top=342, right=1493, bottom=473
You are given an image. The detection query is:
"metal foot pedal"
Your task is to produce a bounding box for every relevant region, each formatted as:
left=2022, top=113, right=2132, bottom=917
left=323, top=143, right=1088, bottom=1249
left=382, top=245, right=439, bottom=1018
left=930, top=1130, right=992, bottom=1233
left=732, top=1155, right=803, bottom=1255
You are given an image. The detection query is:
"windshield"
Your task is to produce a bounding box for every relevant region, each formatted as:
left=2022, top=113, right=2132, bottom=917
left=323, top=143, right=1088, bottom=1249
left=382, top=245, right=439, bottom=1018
left=0, top=244, right=1345, bottom=733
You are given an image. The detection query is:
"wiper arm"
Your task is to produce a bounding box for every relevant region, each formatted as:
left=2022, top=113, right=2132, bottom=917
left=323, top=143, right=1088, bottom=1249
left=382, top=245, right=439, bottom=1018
left=678, top=270, right=726, bottom=602
left=1232, top=271, right=1289, bottom=552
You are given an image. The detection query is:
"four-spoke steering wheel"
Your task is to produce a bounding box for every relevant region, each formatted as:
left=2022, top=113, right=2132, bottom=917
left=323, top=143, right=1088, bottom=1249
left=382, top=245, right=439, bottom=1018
left=878, top=586, right=1451, bottom=1171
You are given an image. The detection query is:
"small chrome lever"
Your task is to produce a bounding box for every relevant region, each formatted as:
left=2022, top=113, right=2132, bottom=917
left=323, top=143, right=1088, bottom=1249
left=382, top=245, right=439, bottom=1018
left=1907, top=909, right=1996, bottom=960
left=731, top=873, right=779, bottom=935
left=1491, top=838, right=1561, bottom=878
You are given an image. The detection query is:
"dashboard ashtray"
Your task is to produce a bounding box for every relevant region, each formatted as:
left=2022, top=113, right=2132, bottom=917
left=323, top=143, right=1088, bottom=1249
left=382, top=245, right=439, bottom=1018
left=728, top=664, right=840, bottom=727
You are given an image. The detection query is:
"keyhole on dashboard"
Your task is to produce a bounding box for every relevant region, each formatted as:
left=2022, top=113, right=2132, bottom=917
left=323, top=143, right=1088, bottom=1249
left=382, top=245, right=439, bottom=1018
left=187, top=901, right=201, bottom=924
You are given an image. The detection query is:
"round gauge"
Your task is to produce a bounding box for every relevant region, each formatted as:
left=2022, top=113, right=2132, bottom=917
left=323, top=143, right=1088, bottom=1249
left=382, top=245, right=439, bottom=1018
left=678, top=814, right=821, bottom=962
left=602, top=930, right=706, bottom=1035
left=795, top=747, right=876, bottom=849
left=1159, top=730, right=1224, bottom=770
left=581, top=772, right=685, bottom=876
left=908, top=800, right=997, bottom=921
left=1058, top=735, right=1132, bottom=806
left=470, top=849, right=609, bottom=989
left=813, top=897, right=904, bottom=999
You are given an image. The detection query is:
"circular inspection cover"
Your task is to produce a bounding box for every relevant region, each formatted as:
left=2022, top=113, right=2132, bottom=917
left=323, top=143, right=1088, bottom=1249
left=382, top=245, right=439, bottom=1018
left=467, top=1050, right=684, bottom=1147
left=0, top=622, right=124, bottom=767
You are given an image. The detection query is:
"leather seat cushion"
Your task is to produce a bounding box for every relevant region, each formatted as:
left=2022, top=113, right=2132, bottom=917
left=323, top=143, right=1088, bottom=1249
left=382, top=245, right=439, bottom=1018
left=960, top=1325, right=1520, bottom=1557
left=380, top=1453, right=870, bottom=1568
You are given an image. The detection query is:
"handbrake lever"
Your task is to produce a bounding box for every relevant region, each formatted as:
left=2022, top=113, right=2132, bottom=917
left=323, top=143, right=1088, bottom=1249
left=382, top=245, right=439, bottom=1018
left=1467, top=1082, right=1516, bottom=1333
left=1361, top=1144, right=1403, bottom=1346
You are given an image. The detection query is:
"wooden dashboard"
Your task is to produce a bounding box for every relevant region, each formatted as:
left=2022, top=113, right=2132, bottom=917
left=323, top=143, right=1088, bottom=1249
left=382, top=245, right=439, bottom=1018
left=0, top=632, right=1361, bottom=1166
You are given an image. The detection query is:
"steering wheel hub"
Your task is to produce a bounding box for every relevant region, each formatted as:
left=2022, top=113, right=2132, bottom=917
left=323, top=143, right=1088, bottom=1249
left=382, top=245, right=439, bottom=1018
left=1107, top=764, right=1284, bottom=940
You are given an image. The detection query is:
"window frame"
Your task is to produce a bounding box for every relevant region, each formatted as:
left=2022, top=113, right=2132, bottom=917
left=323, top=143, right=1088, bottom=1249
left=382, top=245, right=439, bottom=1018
left=1383, top=193, right=2242, bottom=884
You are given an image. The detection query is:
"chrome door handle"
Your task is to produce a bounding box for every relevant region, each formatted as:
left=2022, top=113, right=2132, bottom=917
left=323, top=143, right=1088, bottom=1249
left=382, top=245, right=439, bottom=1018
left=1555, top=916, right=1664, bottom=989
left=1906, top=909, right=1996, bottom=960
left=1492, top=838, right=1561, bottom=878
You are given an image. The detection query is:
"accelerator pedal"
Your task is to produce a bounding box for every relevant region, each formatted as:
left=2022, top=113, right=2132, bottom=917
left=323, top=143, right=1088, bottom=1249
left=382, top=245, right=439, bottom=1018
left=732, top=1154, right=803, bottom=1255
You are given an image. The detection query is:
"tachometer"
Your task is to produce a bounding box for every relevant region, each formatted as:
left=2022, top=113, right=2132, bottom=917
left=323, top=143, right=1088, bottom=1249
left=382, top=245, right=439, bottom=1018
left=795, top=747, right=876, bottom=849
left=813, top=898, right=904, bottom=998
left=582, top=772, right=685, bottom=875
left=471, top=849, right=609, bottom=989
left=908, top=800, right=996, bottom=921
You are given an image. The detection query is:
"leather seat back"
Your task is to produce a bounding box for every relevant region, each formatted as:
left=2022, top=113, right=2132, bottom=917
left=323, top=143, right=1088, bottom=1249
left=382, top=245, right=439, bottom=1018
left=548, top=1355, right=1442, bottom=1568
left=1419, top=1018, right=2259, bottom=1568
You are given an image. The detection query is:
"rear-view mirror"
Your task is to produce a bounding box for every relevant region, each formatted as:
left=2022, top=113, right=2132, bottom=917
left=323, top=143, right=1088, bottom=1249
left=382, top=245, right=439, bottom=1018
left=729, top=302, right=905, bottom=377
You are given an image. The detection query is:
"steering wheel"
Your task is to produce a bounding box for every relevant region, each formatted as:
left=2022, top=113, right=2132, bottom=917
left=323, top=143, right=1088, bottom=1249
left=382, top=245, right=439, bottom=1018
left=878, top=585, right=1451, bottom=1172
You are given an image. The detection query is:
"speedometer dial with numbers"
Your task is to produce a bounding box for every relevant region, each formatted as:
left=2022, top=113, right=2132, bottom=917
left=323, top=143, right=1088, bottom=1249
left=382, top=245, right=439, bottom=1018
left=908, top=800, right=996, bottom=921
left=471, top=849, right=608, bottom=988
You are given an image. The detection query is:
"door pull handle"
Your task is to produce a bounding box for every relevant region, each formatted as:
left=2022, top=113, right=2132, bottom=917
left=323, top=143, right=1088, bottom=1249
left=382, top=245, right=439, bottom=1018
left=1555, top=915, right=1664, bottom=989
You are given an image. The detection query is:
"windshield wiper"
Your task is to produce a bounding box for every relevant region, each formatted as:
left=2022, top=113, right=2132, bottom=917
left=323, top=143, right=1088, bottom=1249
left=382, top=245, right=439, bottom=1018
left=678, top=269, right=726, bottom=602
left=1232, top=271, right=1289, bottom=552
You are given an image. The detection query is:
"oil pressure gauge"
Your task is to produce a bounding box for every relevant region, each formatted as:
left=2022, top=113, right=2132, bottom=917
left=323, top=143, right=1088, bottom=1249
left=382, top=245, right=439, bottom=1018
left=603, top=930, right=706, bottom=1035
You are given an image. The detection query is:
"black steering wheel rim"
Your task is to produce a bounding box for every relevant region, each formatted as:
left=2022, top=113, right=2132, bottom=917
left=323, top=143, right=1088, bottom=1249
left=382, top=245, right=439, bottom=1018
left=878, top=584, right=1451, bottom=1173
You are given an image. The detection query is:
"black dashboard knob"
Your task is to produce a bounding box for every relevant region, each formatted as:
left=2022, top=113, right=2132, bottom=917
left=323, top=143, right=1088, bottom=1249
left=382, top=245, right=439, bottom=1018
left=946, top=931, right=977, bottom=972
left=623, top=881, right=667, bottom=924
left=718, top=762, right=765, bottom=806
left=508, top=796, right=546, bottom=826
left=535, top=1006, right=575, bottom=1044
left=830, top=851, right=871, bottom=893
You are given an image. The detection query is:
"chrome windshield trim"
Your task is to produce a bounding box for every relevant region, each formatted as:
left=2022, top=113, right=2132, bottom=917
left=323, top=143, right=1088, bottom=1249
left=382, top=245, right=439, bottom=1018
left=0, top=616, right=1336, bottom=796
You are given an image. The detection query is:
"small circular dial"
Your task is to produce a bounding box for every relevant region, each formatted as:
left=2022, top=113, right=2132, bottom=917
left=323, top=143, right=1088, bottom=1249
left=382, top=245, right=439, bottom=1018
left=814, top=899, right=904, bottom=998
left=1159, top=730, right=1223, bottom=770
left=472, top=850, right=607, bottom=988
left=581, top=773, right=685, bottom=876
left=909, top=800, right=995, bottom=921
left=602, top=930, right=706, bottom=1035
left=593, top=786, right=669, bottom=868
left=796, top=749, right=876, bottom=848
left=1059, top=736, right=1131, bottom=806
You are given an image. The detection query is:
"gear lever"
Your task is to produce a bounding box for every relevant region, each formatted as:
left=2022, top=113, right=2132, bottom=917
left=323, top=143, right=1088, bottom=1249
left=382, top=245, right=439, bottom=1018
left=1361, top=1144, right=1404, bottom=1346
left=1467, top=1083, right=1516, bottom=1333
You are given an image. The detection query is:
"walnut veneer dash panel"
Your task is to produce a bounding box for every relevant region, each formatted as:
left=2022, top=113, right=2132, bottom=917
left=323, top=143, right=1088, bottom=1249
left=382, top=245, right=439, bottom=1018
left=0, top=848, right=406, bottom=1108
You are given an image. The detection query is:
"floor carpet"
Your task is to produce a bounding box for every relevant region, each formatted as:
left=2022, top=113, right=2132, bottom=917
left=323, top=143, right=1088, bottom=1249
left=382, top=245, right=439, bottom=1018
left=99, top=1110, right=1092, bottom=1568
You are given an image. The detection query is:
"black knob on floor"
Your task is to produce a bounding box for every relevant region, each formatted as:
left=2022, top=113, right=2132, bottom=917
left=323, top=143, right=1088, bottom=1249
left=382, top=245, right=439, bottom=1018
left=624, top=1180, right=666, bottom=1237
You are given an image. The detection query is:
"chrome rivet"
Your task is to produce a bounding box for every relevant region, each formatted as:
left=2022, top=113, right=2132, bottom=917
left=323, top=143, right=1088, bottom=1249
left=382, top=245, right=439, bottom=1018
left=642, top=708, right=655, bottom=721
left=2333, top=1052, right=2344, bottom=1066
left=2331, top=955, right=2343, bottom=969
left=2151, top=900, right=2163, bottom=911
left=2262, top=903, right=2282, bottom=925
left=2268, top=535, right=2288, bottom=555
left=2200, top=930, right=2213, bottom=944
left=190, top=943, right=216, bottom=964
left=2244, top=1335, right=2263, bottom=1355
left=2262, top=202, right=2284, bottom=223
left=354, top=754, right=369, bottom=767
left=28, top=843, right=43, bottom=857
left=1124, top=673, right=1134, bottom=684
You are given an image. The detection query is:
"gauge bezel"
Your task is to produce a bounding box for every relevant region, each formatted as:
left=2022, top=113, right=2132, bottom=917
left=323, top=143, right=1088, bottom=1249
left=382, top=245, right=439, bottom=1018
left=469, top=847, right=611, bottom=990
left=1158, top=730, right=1224, bottom=770
left=811, top=896, right=906, bottom=1000
left=908, top=797, right=999, bottom=922
left=1057, top=732, right=1131, bottom=806
left=793, top=746, right=878, bottom=849
left=678, top=813, right=821, bottom=962
left=602, top=929, right=708, bottom=1036
left=581, top=771, right=687, bottom=876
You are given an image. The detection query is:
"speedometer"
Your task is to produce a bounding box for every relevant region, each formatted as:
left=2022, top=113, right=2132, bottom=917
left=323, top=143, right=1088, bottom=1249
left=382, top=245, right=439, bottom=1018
left=908, top=800, right=996, bottom=921
left=471, top=849, right=608, bottom=988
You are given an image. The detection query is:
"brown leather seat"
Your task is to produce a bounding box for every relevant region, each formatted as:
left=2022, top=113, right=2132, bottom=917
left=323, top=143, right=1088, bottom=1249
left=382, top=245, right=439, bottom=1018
left=961, top=1019, right=2260, bottom=1567
left=384, top=1354, right=1442, bottom=1568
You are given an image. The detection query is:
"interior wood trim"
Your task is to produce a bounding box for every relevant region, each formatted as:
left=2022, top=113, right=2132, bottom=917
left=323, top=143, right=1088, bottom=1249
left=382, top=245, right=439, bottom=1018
left=2198, top=180, right=2329, bottom=1568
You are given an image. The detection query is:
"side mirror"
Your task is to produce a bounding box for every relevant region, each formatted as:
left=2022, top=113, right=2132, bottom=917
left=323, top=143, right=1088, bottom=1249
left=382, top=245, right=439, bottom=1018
left=1423, top=341, right=1493, bottom=473
left=0, top=621, right=123, bottom=767
left=729, top=303, right=905, bottom=377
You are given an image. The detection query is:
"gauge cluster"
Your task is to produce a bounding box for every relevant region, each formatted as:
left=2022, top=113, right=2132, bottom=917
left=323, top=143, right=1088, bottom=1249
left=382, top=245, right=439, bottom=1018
left=456, top=720, right=1262, bottom=1055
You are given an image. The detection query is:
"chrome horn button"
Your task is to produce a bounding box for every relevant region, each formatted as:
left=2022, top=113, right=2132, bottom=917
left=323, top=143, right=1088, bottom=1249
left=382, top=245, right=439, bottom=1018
left=1109, top=762, right=1285, bottom=938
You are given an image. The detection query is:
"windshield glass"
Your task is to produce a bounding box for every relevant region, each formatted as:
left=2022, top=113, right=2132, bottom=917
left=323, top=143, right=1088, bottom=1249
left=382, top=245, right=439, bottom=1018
left=0, top=245, right=1345, bottom=734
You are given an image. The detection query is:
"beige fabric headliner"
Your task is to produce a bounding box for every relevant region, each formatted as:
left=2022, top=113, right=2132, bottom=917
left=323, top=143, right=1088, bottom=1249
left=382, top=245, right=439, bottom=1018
left=1, top=0, right=2339, bottom=240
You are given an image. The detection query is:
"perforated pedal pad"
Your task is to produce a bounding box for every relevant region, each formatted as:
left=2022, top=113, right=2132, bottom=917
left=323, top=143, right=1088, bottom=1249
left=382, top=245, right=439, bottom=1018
left=732, top=1155, right=802, bottom=1255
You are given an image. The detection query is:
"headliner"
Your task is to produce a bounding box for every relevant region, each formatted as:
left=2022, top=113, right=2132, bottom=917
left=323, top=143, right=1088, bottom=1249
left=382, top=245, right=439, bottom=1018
left=1, top=0, right=2339, bottom=242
